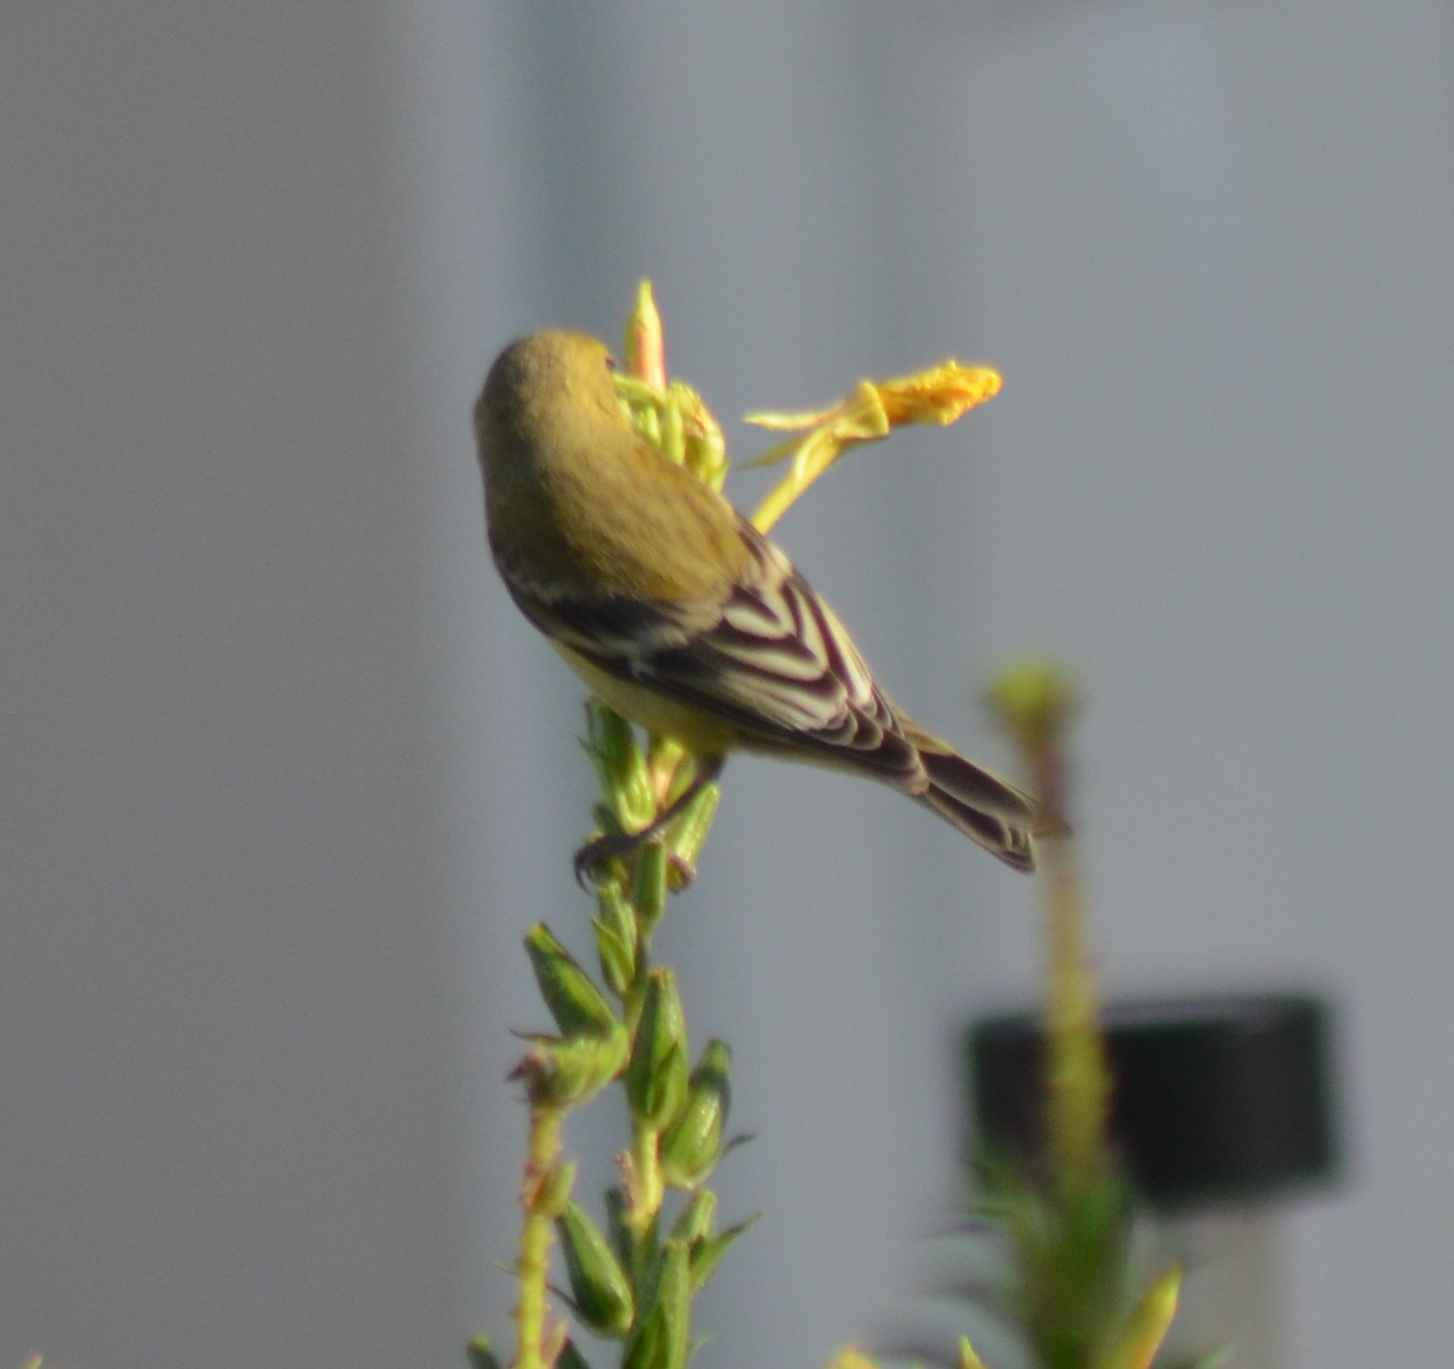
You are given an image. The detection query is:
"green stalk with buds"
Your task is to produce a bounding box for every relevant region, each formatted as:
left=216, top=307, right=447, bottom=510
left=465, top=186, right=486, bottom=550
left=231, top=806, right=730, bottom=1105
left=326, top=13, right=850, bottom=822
left=472, top=708, right=752, bottom=1369
left=947, top=663, right=1188, bottom=1369
left=470, top=285, right=754, bottom=1369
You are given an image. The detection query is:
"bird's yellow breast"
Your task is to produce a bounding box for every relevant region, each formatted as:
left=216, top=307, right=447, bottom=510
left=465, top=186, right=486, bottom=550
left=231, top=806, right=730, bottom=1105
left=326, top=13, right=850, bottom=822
left=552, top=642, right=738, bottom=757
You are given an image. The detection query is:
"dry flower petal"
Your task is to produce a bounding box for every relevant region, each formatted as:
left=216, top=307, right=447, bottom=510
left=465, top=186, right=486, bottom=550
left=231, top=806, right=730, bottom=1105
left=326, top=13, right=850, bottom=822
left=746, top=360, right=1001, bottom=533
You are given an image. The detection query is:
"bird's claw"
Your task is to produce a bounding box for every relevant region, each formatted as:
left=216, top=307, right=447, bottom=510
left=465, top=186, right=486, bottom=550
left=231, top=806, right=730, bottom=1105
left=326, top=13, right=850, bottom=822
left=572, top=834, right=697, bottom=893
left=572, top=833, right=634, bottom=891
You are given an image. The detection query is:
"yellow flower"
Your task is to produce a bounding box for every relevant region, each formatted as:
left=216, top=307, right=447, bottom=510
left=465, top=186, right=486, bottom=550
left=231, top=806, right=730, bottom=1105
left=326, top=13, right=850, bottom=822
left=746, top=360, right=1002, bottom=533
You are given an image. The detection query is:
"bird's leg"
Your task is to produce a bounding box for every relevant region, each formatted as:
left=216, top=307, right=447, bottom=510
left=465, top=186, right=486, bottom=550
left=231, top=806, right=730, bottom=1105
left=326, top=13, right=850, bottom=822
left=574, top=755, right=725, bottom=890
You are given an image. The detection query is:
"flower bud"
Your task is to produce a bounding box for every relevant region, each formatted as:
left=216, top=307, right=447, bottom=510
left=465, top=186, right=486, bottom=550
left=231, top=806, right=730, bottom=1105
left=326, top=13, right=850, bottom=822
left=555, top=1200, right=635, bottom=1338
left=984, top=659, right=1079, bottom=754
left=525, top=924, right=619, bottom=1040
left=660, top=1040, right=731, bottom=1189
left=625, top=969, right=689, bottom=1129
left=623, top=280, right=665, bottom=392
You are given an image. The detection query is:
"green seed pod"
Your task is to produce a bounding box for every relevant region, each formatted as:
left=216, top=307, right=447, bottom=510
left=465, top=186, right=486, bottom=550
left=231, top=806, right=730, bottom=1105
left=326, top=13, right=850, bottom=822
left=525, top=924, right=619, bottom=1040
left=622, top=1238, right=690, bottom=1369
left=660, top=1040, right=731, bottom=1189
left=555, top=1200, right=635, bottom=1338
left=626, top=969, right=689, bottom=1128
left=512, top=1027, right=629, bottom=1109
left=687, top=1214, right=758, bottom=1295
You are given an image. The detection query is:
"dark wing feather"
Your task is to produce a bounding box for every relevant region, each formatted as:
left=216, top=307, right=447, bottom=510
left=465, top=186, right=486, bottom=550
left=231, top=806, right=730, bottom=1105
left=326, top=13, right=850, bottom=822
left=516, top=521, right=923, bottom=784
left=502, top=519, right=1038, bottom=866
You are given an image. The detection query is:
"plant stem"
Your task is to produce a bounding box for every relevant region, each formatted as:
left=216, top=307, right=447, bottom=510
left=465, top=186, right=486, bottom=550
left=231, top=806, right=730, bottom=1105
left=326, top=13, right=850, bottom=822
left=1027, top=707, right=1112, bottom=1199
left=626, top=1120, right=665, bottom=1234
left=987, top=663, right=1114, bottom=1200
left=1041, top=828, right=1110, bottom=1196
left=514, top=1104, right=565, bottom=1369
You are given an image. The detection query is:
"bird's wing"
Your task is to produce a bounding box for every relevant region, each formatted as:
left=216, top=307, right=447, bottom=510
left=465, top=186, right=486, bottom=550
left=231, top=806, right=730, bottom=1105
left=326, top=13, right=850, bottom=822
left=503, top=520, right=925, bottom=787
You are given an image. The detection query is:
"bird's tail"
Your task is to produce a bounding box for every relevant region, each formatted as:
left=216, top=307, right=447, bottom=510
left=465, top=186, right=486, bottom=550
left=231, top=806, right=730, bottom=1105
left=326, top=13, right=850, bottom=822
left=902, top=720, right=1042, bottom=873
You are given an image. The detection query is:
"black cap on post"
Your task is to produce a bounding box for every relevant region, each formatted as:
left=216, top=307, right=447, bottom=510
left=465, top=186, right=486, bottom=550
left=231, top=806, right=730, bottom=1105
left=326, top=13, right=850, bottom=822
left=969, top=995, right=1339, bottom=1208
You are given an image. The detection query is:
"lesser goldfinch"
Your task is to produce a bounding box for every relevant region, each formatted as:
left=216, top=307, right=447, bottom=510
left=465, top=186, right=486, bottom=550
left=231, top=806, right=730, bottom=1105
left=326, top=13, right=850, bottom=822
left=475, top=330, right=1040, bottom=873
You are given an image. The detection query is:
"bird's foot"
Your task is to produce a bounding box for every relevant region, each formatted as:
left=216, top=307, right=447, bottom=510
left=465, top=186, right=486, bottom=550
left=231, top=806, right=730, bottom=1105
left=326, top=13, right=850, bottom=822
left=572, top=832, right=637, bottom=890
left=572, top=757, right=723, bottom=891
left=571, top=833, right=699, bottom=892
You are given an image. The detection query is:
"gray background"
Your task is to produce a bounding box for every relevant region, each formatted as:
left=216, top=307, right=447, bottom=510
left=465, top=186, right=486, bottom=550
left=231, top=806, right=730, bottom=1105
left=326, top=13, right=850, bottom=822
left=3, top=2, right=1451, bottom=1366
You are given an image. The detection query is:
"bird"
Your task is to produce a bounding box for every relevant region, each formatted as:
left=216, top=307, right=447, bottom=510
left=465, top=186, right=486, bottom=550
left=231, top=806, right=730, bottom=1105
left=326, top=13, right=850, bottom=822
left=474, top=329, right=1041, bottom=876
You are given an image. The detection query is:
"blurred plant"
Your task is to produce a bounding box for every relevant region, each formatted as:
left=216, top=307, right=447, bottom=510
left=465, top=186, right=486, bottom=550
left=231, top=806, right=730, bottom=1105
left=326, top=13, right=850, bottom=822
left=469, top=283, right=1015, bottom=1369
left=878, top=665, right=1205, bottom=1369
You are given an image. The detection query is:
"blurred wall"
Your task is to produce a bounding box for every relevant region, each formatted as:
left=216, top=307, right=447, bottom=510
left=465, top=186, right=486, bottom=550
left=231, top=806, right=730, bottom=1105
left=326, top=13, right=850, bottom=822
left=0, top=4, right=465, bottom=1365
left=3, top=3, right=1452, bottom=1368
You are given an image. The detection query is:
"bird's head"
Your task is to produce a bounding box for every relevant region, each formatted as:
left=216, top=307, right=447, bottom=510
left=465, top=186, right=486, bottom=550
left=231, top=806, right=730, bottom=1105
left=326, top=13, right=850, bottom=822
left=474, top=330, right=621, bottom=485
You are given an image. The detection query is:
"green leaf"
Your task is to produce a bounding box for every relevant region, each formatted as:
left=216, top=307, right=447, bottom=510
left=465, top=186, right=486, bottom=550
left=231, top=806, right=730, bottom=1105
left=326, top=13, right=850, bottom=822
left=1159, top=1348, right=1231, bottom=1369
left=1097, top=1264, right=1180, bottom=1369
left=583, top=702, right=655, bottom=833
left=557, top=1339, right=594, bottom=1369
left=465, top=1336, right=502, bottom=1369
left=592, top=879, right=637, bottom=999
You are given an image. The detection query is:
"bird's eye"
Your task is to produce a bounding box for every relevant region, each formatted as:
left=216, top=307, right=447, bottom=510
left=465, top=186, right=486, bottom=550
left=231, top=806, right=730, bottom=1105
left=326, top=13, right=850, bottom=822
left=604, top=355, right=617, bottom=372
